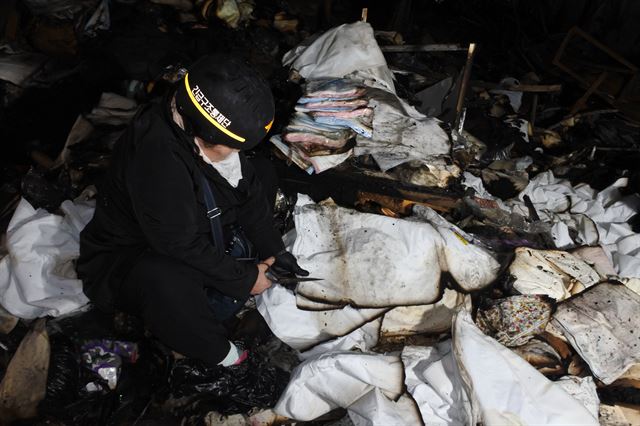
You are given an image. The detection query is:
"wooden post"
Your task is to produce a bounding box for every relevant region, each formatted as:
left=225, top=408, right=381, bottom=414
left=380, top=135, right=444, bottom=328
left=454, top=43, right=476, bottom=130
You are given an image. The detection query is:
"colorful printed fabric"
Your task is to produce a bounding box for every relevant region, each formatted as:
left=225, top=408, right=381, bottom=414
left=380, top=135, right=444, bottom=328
left=476, top=295, right=553, bottom=347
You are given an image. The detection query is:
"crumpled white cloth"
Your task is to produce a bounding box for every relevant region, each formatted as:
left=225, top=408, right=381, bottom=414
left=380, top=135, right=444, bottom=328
left=274, top=351, right=422, bottom=424
left=283, top=22, right=395, bottom=93
left=0, top=198, right=93, bottom=318
left=453, top=309, right=599, bottom=425
left=465, top=170, right=640, bottom=278
left=509, top=172, right=640, bottom=277
left=402, top=343, right=472, bottom=425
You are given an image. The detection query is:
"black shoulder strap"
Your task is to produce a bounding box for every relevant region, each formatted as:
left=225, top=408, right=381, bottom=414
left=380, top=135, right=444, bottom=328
left=196, top=168, right=225, bottom=252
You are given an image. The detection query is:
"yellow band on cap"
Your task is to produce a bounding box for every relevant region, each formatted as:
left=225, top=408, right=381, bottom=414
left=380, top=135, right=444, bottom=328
left=184, top=73, right=246, bottom=143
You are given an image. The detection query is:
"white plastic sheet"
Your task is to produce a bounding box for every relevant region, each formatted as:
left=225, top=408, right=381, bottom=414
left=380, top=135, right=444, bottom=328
left=402, top=343, right=472, bottom=425
left=0, top=198, right=93, bottom=319
left=293, top=197, right=499, bottom=308
left=274, top=352, right=407, bottom=421
left=453, top=310, right=599, bottom=425
left=551, top=282, right=640, bottom=385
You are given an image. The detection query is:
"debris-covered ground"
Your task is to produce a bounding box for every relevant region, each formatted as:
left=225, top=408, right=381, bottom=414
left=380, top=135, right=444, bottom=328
left=1, top=0, right=640, bottom=424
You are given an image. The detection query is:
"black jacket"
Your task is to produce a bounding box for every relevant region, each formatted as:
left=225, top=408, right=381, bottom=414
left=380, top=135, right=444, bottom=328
left=77, top=97, right=284, bottom=310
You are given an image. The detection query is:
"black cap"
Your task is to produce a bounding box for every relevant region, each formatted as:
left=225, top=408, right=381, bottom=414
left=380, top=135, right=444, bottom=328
left=175, top=54, right=275, bottom=150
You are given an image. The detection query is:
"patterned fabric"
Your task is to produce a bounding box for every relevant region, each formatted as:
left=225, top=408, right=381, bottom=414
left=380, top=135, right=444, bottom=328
left=476, top=295, right=553, bottom=347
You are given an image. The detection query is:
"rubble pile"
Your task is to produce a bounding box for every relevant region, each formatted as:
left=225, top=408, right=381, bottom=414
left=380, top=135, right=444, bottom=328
left=1, top=0, right=640, bottom=424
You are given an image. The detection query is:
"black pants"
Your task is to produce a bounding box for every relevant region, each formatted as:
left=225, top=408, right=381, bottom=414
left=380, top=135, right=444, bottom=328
left=115, top=155, right=278, bottom=366
left=117, top=251, right=232, bottom=365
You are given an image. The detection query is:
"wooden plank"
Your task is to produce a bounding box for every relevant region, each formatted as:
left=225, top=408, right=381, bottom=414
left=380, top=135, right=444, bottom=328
left=472, top=80, right=562, bottom=93
left=380, top=44, right=467, bottom=52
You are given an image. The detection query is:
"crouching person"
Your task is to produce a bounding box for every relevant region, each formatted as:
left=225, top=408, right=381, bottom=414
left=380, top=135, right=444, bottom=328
left=77, top=54, right=307, bottom=367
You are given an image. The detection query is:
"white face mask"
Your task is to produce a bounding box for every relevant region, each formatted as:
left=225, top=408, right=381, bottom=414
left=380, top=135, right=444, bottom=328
left=198, top=148, right=243, bottom=188
left=171, top=96, right=243, bottom=188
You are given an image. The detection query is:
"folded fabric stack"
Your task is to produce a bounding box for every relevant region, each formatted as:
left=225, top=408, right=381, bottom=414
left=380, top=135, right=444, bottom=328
left=278, top=78, right=373, bottom=171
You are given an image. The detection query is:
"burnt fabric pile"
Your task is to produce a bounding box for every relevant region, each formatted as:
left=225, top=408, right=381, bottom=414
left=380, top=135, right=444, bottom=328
left=291, top=79, right=371, bottom=139
left=276, top=78, right=372, bottom=172
left=256, top=195, right=640, bottom=425
left=274, top=21, right=452, bottom=177
left=251, top=191, right=640, bottom=425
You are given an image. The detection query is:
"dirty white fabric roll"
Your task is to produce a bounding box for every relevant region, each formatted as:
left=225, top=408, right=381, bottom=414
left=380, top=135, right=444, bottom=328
left=293, top=197, right=499, bottom=308
left=0, top=198, right=92, bottom=319
left=256, top=284, right=387, bottom=351
left=453, top=309, right=599, bottom=425
left=274, top=351, right=405, bottom=422
left=294, top=201, right=443, bottom=307
left=551, top=282, right=640, bottom=385
left=402, top=343, right=472, bottom=425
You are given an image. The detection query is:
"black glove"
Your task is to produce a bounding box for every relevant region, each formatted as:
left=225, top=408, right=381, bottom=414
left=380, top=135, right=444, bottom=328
left=273, top=250, right=310, bottom=276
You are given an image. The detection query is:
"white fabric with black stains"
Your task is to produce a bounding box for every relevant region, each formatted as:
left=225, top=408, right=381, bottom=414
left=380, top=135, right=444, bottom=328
left=354, top=87, right=451, bottom=172
left=551, top=282, right=640, bottom=385
left=292, top=196, right=499, bottom=308
left=508, top=247, right=601, bottom=300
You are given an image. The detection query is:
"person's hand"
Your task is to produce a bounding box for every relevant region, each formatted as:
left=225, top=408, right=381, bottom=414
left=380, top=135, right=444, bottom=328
left=273, top=250, right=309, bottom=276
left=250, top=256, right=275, bottom=295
